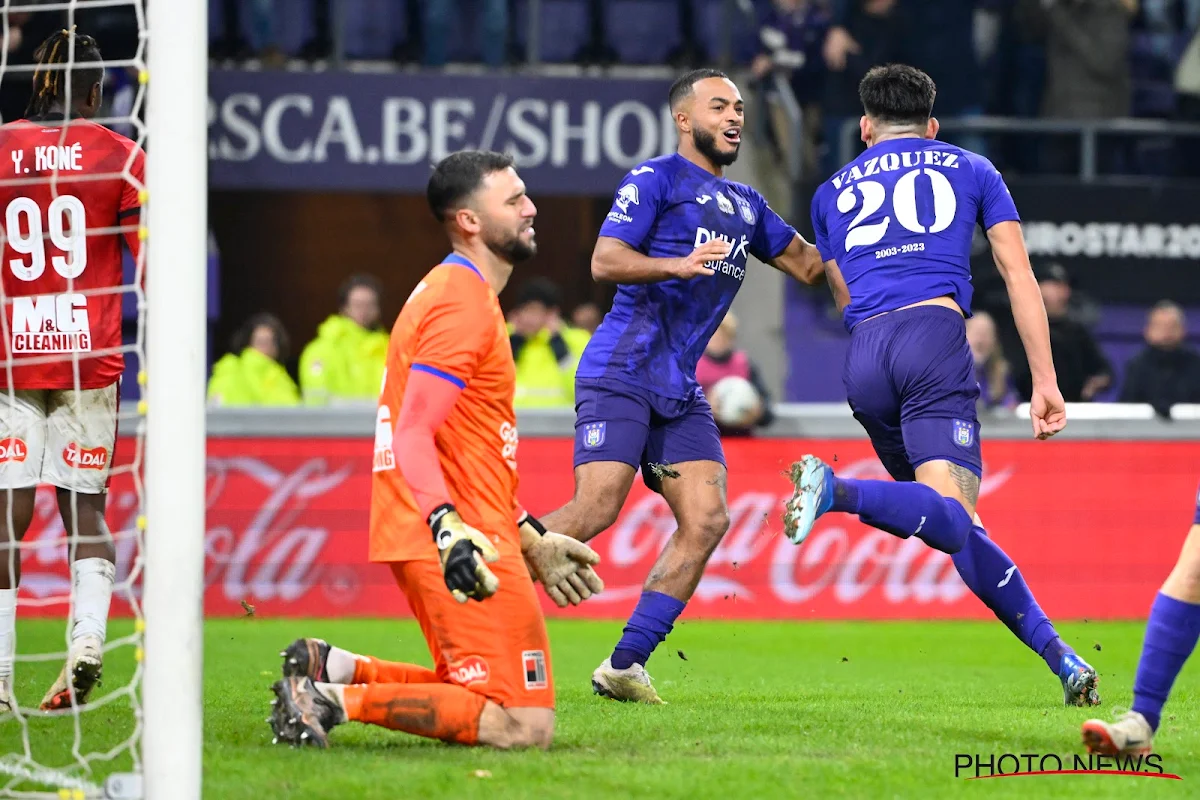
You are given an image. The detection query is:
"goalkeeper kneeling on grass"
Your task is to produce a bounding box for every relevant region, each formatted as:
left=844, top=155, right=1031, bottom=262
left=268, top=150, right=603, bottom=749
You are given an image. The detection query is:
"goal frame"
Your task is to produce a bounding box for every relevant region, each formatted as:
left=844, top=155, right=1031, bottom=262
left=143, top=1, right=207, bottom=797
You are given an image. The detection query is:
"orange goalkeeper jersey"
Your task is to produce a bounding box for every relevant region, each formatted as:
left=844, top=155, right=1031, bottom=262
left=369, top=254, right=520, bottom=563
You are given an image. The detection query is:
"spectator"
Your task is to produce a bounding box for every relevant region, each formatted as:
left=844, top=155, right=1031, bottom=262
left=825, top=0, right=988, bottom=154
left=1173, top=10, right=1200, bottom=172
left=425, top=0, right=508, bottom=68
left=211, top=0, right=329, bottom=63
left=0, top=4, right=65, bottom=123
left=508, top=278, right=590, bottom=409
left=207, top=313, right=300, bottom=407
left=668, top=1, right=709, bottom=68
left=696, top=312, right=774, bottom=435
left=298, top=274, right=389, bottom=405
left=819, top=0, right=903, bottom=177
left=750, top=0, right=831, bottom=178
left=571, top=302, right=603, bottom=335
left=300, top=0, right=333, bottom=62
left=393, top=0, right=425, bottom=64
left=575, top=0, right=619, bottom=66
left=1013, top=263, right=1113, bottom=402
left=211, top=0, right=281, bottom=64
left=1119, top=301, right=1200, bottom=416
left=1027, top=0, right=1136, bottom=173
left=966, top=311, right=1016, bottom=412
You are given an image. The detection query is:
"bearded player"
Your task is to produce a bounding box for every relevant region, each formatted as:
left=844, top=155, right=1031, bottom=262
left=536, top=69, right=827, bottom=703
left=787, top=64, right=1098, bottom=706
left=0, top=29, right=144, bottom=713
left=268, top=150, right=604, bottom=750
left=1080, top=485, right=1200, bottom=754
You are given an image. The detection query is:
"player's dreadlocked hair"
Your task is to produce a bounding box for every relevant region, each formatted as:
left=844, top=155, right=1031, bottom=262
left=25, top=28, right=104, bottom=119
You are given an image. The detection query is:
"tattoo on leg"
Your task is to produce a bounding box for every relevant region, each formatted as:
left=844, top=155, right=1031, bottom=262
left=948, top=464, right=980, bottom=507
left=705, top=472, right=727, bottom=490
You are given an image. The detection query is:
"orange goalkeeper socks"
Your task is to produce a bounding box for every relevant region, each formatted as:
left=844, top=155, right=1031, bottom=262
left=341, top=682, right=486, bottom=744
left=351, top=655, right=439, bottom=685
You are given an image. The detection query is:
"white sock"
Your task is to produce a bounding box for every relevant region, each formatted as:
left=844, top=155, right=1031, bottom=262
left=313, top=681, right=348, bottom=724
left=0, top=588, right=15, bottom=681
left=71, top=558, right=115, bottom=644
left=325, top=646, right=361, bottom=684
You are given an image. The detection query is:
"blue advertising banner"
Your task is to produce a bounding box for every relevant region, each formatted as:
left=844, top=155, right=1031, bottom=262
left=208, top=70, right=677, bottom=194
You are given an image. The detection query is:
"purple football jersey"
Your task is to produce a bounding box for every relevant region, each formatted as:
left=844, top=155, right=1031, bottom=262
left=579, top=153, right=796, bottom=400
left=811, top=138, right=1019, bottom=331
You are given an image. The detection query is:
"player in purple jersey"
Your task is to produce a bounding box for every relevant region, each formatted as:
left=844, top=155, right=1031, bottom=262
left=536, top=69, right=827, bottom=703
left=787, top=64, right=1099, bottom=706
left=1081, top=486, right=1200, bottom=755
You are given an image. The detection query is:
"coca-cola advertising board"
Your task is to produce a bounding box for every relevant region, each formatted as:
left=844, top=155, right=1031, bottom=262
left=15, top=437, right=1200, bottom=620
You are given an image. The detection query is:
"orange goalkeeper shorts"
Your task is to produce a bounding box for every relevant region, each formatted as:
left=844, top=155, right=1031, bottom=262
left=391, top=554, right=555, bottom=709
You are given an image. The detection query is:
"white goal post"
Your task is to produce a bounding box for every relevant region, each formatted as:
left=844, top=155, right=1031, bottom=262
left=143, top=0, right=206, bottom=797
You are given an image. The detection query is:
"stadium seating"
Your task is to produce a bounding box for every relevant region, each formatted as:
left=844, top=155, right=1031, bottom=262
left=511, top=0, right=590, bottom=64
left=209, top=0, right=764, bottom=66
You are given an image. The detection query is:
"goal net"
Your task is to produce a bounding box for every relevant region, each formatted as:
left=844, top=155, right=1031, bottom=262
left=0, top=1, right=205, bottom=798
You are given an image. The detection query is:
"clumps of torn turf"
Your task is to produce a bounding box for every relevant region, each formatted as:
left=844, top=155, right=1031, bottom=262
left=779, top=461, right=807, bottom=539
left=648, top=462, right=681, bottom=480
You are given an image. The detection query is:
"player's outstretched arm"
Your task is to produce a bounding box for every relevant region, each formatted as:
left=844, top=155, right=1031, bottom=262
left=987, top=220, right=1066, bottom=439
left=591, top=236, right=730, bottom=284
left=766, top=234, right=828, bottom=286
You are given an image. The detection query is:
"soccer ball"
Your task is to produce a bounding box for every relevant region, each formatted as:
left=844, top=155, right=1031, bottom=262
left=709, top=375, right=761, bottom=427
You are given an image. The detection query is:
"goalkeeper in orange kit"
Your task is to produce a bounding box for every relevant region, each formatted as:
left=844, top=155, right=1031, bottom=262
left=268, top=151, right=604, bottom=750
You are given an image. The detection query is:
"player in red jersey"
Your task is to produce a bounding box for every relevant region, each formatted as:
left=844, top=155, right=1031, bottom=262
left=0, top=29, right=145, bottom=713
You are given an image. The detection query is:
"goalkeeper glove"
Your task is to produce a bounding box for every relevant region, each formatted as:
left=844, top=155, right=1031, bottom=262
left=429, top=504, right=500, bottom=603
left=519, top=513, right=605, bottom=608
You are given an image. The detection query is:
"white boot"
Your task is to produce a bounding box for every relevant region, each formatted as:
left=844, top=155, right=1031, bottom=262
left=591, top=657, right=665, bottom=704
left=39, top=634, right=103, bottom=711
left=1082, top=711, right=1154, bottom=756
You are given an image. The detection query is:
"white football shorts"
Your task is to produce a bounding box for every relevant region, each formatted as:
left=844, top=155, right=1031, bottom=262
left=0, top=383, right=118, bottom=494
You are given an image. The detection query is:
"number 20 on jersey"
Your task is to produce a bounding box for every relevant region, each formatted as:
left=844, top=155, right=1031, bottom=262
left=838, top=167, right=957, bottom=252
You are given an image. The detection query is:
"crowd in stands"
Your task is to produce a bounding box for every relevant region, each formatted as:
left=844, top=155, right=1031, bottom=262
left=969, top=264, right=1200, bottom=418
left=196, top=0, right=1200, bottom=418
left=208, top=275, right=388, bottom=408
left=204, top=0, right=1200, bottom=178
left=207, top=268, right=1200, bottom=424
left=204, top=271, right=798, bottom=437
left=208, top=275, right=601, bottom=412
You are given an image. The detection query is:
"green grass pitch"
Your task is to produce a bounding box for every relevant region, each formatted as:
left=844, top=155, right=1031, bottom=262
left=1, top=618, right=1198, bottom=798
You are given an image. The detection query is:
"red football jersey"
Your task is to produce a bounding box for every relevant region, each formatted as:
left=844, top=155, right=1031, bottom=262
left=0, top=118, right=144, bottom=389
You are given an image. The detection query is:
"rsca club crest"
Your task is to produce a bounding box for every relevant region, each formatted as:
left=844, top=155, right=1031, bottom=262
left=733, top=194, right=756, bottom=225
left=952, top=419, right=974, bottom=448
left=583, top=422, right=606, bottom=448
left=615, top=184, right=639, bottom=213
